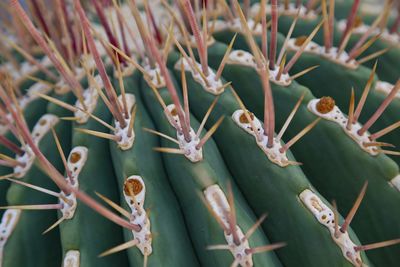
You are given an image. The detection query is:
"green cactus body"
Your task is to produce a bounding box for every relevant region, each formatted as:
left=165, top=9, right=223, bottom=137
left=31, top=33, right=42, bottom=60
left=140, top=69, right=281, bottom=267
left=56, top=74, right=129, bottom=267
left=171, top=57, right=370, bottom=267
left=109, top=68, right=199, bottom=267
left=2, top=114, right=66, bottom=267
left=218, top=54, right=400, bottom=266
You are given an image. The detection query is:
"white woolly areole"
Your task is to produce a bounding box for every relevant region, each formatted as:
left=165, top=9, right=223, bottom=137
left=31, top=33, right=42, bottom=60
left=59, top=146, right=88, bottom=220
left=62, top=250, right=80, bottom=267
left=0, top=81, right=52, bottom=135
left=14, top=114, right=60, bottom=178
left=250, top=3, right=317, bottom=21
left=165, top=104, right=203, bottom=162
left=55, top=67, right=87, bottom=94
left=0, top=209, right=21, bottom=266
left=287, top=39, right=358, bottom=69
left=232, top=110, right=291, bottom=167
left=308, top=99, right=378, bottom=155
left=337, top=20, right=400, bottom=47
left=210, top=18, right=262, bottom=35
left=375, top=80, right=400, bottom=99
left=390, top=175, right=400, bottom=192
left=114, top=94, right=136, bottom=150
left=175, top=58, right=224, bottom=95
left=114, top=63, right=136, bottom=80
left=123, top=176, right=152, bottom=256
left=74, top=75, right=102, bottom=124
left=204, top=185, right=253, bottom=267
left=300, top=189, right=363, bottom=267
left=227, top=50, right=291, bottom=86
left=143, top=63, right=166, bottom=89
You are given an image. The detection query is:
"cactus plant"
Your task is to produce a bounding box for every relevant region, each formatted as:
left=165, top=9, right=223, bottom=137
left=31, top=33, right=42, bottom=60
left=0, top=1, right=400, bottom=267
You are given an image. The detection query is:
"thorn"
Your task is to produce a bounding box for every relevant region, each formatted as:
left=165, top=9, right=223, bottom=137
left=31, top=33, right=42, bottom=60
left=355, top=239, right=400, bottom=252
left=277, top=8, right=300, bottom=65
left=339, top=0, right=361, bottom=47
left=226, top=182, right=240, bottom=245
left=153, top=147, right=185, bottom=155
left=348, top=33, right=382, bottom=61
left=284, top=19, right=325, bottom=74
left=377, top=149, right=400, bottom=156
left=42, top=216, right=65, bottom=235
left=75, top=128, right=120, bottom=142
left=246, top=242, right=287, bottom=254
left=143, top=128, right=179, bottom=145
left=280, top=118, right=321, bottom=153
left=341, top=181, right=368, bottom=233
left=289, top=65, right=319, bottom=81
left=346, top=88, right=355, bottom=130
left=357, top=47, right=392, bottom=65
left=363, top=142, right=395, bottom=148
left=277, top=92, right=306, bottom=141
left=128, top=105, right=137, bottom=138
left=115, top=57, right=129, bottom=118
left=35, top=92, right=78, bottom=113
left=245, top=214, right=267, bottom=240
left=143, top=251, right=148, bottom=267
left=0, top=204, right=62, bottom=210
left=196, top=116, right=225, bottom=149
left=358, top=79, right=400, bottom=135
left=196, top=96, right=220, bottom=138
left=98, top=239, right=139, bottom=258
left=7, top=178, right=60, bottom=198
left=321, top=0, right=330, bottom=51
left=206, top=244, right=231, bottom=250
left=353, top=61, right=377, bottom=123
left=269, top=0, right=278, bottom=69
left=180, top=59, right=190, bottom=130
left=51, top=128, right=72, bottom=179
left=95, top=192, right=131, bottom=219
left=276, top=53, right=287, bottom=81
left=0, top=173, right=14, bottom=181
left=215, top=33, right=237, bottom=81
left=370, top=121, right=400, bottom=140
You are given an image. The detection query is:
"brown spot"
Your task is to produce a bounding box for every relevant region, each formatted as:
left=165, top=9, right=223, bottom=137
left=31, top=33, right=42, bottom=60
left=239, top=111, right=254, bottom=123
left=237, top=51, right=243, bottom=57
left=322, top=215, right=327, bottom=220
left=170, top=108, right=178, bottom=116
left=124, top=178, right=143, bottom=196
left=39, top=119, right=47, bottom=126
left=69, top=152, right=81, bottom=164
left=295, top=36, right=307, bottom=46
left=316, top=97, right=335, bottom=114
left=354, top=16, right=363, bottom=28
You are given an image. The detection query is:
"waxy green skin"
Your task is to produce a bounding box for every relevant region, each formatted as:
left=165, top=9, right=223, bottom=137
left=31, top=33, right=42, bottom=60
left=110, top=71, right=199, bottom=267
left=170, top=61, right=369, bottom=267
left=58, top=93, right=130, bottom=266
left=140, top=71, right=281, bottom=267
left=218, top=60, right=400, bottom=266
left=285, top=50, right=400, bottom=166
left=3, top=118, right=67, bottom=267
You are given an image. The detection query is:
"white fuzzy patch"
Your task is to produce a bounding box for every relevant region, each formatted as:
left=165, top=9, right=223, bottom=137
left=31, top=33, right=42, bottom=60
left=375, top=80, right=400, bottom=99
left=287, top=39, right=358, bottom=69
left=114, top=94, right=136, bottom=150
left=210, top=18, right=262, bottom=35
left=14, top=114, right=59, bottom=178
left=59, top=146, right=88, bottom=220
left=165, top=104, right=203, bottom=162
left=204, top=185, right=253, bottom=267
left=250, top=3, right=317, bottom=21
left=123, top=176, right=152, bottom=256
left=143, top=63, right=166, bottom=89
left=300, top=189, right=363, bottom=267
left=175, top=58, right=224, bottom=95
left=0, top=209, right=21, bottom=267
left=62, top=250, right=80, bottom=267
left=74, top=75, right=101, bottom=124
left=232, top=110, right=291, bottom=167
left=308, top=99, right=378, bottom=155
left=390, top=174, right=400, bottom=192
left=227, top=50, right=291, bottom=86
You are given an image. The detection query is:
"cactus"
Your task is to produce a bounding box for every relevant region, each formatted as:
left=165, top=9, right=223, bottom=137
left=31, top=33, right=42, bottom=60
left=0, top=1, right=400, bottom=267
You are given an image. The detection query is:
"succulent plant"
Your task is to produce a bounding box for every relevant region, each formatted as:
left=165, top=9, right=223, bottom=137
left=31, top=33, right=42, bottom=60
left=0, top=1, right=399, bottom=267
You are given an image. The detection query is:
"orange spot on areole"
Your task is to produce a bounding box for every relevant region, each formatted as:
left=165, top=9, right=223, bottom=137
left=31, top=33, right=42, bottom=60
left=170, top=108, right=178, bottom=116
left=295, top=36, right=308, bottom=46
left=124, top=179, right=143, bottom=196
left=354, top=16, right=363, bottom=28
left=69, top=152, right=81, bottom=164
left=239, top=112, right=255, bottom=123
left=316, top=97, right=335, bottom=114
